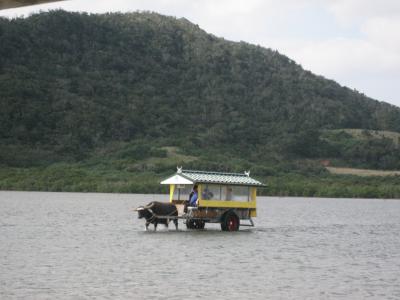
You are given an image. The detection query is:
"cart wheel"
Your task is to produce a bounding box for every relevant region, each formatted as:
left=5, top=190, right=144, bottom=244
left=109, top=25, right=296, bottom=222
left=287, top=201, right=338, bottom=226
left=221, top=211, right=240, bottom=231
left=186, top=220, right=205, bottom=230
left=196, top=220, right=205, bottom=229
left=220, top=221, right=227, bottom=231
left=186, top=220, right=195, bottom=229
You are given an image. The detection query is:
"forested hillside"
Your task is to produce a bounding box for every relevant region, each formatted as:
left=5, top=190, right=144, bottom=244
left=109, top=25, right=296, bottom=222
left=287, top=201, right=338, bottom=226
left=1, top=10, right=400, bottom=196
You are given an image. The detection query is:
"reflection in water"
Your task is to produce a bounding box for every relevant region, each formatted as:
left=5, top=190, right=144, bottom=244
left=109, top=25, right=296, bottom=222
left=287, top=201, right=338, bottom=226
left=1, top=192, right=400, bottom=299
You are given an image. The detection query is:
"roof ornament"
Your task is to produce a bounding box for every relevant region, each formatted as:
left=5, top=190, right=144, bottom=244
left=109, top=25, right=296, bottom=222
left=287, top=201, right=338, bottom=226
left=245, top=170, right=250, bottom=177
left=177, top=166, right=183, bottom=174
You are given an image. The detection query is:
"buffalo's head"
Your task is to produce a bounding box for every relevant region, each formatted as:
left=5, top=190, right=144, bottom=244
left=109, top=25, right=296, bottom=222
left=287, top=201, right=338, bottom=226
left=134, top=203, right=154, bottom=220
left=135, top=206, right=145, bottom=219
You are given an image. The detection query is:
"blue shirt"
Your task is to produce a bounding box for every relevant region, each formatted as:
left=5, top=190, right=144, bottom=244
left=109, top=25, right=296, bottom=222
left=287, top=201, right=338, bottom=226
left=189, top=191, right=198, bottom=206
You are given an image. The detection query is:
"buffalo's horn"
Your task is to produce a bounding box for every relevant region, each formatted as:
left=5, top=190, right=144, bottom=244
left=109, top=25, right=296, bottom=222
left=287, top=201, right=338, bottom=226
left=144, top=202, right=155, bottom=209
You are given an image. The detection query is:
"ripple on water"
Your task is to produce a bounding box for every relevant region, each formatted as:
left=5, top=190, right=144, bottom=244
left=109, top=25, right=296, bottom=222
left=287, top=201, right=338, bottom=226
left=1, top=192, right=400, bottom=299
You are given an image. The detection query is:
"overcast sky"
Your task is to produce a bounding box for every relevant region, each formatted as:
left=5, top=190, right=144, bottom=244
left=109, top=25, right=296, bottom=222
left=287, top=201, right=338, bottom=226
left=1, top=0, right=399, bottom=107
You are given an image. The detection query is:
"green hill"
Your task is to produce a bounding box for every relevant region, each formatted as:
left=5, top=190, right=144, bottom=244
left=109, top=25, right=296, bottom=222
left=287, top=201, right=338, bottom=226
left=320, top=129, right=400, bottom=170
left=1, top=10, right=400, bottom=197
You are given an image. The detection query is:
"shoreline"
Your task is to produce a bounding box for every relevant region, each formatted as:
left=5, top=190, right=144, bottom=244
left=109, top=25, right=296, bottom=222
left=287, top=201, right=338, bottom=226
left=0, top=190, right=399, bottom=200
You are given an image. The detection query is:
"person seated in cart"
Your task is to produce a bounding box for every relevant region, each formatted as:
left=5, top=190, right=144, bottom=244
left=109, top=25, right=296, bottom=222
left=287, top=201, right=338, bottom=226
left=188, top=185, right=198, bottom=207
left=202, top=186, right=214, bottom=200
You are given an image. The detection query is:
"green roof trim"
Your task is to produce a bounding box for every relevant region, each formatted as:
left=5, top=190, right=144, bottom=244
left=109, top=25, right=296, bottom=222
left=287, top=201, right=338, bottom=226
left=177, top=169, right=265, bottom=186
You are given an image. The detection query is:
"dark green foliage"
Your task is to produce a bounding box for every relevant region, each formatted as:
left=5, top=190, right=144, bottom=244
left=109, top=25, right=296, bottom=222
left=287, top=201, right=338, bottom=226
left=113, top=144, right=167, bottom=160
left=2, top=163, right=400, bottom=198
left=264, top=173, right=400, bottom=199
left=1, top=11, right=400, bottom=196
left=321, top=130, right=400, bottom=170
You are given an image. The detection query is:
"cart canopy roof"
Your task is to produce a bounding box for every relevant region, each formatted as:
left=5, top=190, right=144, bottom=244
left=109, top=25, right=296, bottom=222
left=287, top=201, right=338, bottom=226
left=160, top=169, right=264, bottom=187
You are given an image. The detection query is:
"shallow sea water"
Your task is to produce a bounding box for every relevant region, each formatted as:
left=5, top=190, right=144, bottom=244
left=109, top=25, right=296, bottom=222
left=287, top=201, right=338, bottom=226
left=1, top=191, right=400, bottom=299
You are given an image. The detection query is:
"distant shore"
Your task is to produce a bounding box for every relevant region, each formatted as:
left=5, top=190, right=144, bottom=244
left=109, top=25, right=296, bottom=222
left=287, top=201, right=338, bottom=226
left=1, top=166, right=400, bottom=199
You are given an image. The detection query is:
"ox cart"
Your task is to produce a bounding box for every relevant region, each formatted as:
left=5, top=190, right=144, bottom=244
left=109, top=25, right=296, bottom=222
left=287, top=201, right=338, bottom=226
left=136, top=169, right=265, bottom=231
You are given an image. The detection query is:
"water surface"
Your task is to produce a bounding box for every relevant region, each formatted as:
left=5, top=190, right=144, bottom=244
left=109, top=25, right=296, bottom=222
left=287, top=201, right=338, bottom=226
left=1, top=191, right=400, bottom=299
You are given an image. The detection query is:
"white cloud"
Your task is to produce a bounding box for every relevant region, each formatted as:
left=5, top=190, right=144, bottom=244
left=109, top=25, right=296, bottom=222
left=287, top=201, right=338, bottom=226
left=283, top=37, right=400, bottom=76
left=264, top=1, right=400, bottom=105
left=327, top=0, right=400, bottom=26
left=362, top=17, right=400, bottom=53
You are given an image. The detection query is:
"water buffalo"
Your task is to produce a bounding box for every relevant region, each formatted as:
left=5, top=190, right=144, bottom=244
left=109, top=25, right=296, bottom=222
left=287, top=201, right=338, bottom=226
left=135, top=201, right=178, bottom=231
